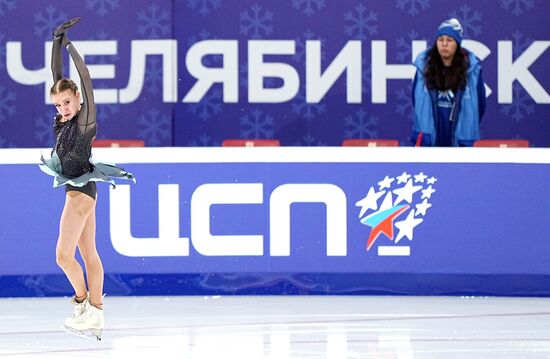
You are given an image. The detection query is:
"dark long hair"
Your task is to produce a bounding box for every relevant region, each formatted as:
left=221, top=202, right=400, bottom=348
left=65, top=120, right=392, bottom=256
left=424, top=43, right=469, bottom=91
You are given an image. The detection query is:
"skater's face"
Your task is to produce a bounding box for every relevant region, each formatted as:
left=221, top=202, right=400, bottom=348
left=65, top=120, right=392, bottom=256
left=436, top=35, right=457, bottom=65
left=51, top=90, right=81, bottom=121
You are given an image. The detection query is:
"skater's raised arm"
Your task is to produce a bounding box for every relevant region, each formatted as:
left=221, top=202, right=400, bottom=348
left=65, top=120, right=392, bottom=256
left=66, top=39, right=96, bottom=134
left=51, top=17, right=96, bottom=135
left=51, top=35, right=64, bottom=83
left=51, top=18, right=80, bottom=82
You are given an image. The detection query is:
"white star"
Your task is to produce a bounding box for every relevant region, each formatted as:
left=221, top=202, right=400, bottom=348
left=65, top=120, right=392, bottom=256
left=363, top=192, right=394, bottom=223
left=378, top=176, right=394, bottom=190
left=415, top=198, right=432, bottom=216
left=396, top=172, right=411, bottom=184
left=414, top=172, right=428, bottom=183
left=393, top=179, right=422, bottom=205
left=395, top=209, right=423, bottom=243
left=421, top=185, right=436, bottom=199
left=377, top=192, right=394, bottom=212
left=427, top=177, right=437, bottom=185
left=355, top=187, right=385, bottom=218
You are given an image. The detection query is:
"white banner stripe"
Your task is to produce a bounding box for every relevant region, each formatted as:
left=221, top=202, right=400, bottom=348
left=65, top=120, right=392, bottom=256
left=378, top=246, right=411, bottom=256
left=1, top=147, right=550, bottom=165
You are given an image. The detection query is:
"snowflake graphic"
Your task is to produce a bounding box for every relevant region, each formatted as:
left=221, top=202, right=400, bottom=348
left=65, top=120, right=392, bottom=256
left=396, top=30, right=423, bottom=63
left=292, top=0, right=326, bottom=16
left=239, top=108, right=274, bottom=139
left=188, top=133, right=221, bottom=147
left=344, top=108, right=378, bottom=138
left=0, top=136, right=17, bottom=148
left=292, top=89, right=327, bottom=121
left=501, top=0, right=535, bottom=16
left=188, top=88, right=223, bottom=121
left=0, top=32, right=6, bottom=71
left=96, top=103, right=120, bottom=125
left=0, top=0, right=15, bottom=17
left=294, top=30, right=326, bottom=64
left=187, top=30, right=223, bottom=67
left=187, top=29, right=215, bottom=47
left=344, top=4, right=378, bottom=40
left=187, top=0, right=221, bottom=16
left=143, top=56, right=163, bottom=95
left=500, top=83, right=535, bottom=122
left=34, top=114, right=54, bottom=147
left=0, top=86, right=16, bottom=124
left=292, top=133, right=327, bottom=146
left=137, top=108, right=171, bottom=146
left=85, top=31, right=119, bottom=65
left=90, top=81, right=120, bottom=124
left=508, top=30, right=533, bottom=57
left=34, top=5, right=68, bottom=39
left=239, top=62, right=250, bottom=88
left=396, top=0, right=430, bottom=16
left=395, top=85, right=413, bottom=117
left=449, top=5, right=482, bottom=37
left=137, top=3, right=171, bottom=39
left=86, top=0, right=119, bottom=17
left=240, top=4, right=274, bottom=39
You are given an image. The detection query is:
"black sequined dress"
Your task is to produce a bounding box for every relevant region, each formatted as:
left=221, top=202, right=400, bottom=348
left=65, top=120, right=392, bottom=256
left=40, top=34, right=135, bottom=188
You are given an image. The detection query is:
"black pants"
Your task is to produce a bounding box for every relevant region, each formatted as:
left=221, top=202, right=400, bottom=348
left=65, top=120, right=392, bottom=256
left=65, top=181, right=97, bottom=200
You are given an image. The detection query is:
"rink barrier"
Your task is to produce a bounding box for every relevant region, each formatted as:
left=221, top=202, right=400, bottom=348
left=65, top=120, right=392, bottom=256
left=1, top=147, right=549, bottom=297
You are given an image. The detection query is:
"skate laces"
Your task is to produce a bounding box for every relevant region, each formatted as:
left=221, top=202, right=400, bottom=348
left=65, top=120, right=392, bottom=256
left=70, top=294, right=88, bottom=318
left=73, top=302, right=96, bottom=323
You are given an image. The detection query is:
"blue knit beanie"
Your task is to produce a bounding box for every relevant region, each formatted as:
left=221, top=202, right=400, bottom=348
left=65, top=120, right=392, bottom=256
left=435, top=18, right=463, bottom=45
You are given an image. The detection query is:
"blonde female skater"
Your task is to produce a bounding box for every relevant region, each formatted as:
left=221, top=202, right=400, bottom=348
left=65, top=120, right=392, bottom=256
left=40, top=18, right=135, bottom=340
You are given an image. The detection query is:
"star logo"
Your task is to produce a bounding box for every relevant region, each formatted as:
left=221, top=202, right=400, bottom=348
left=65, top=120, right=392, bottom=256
left=356, top=172, right=437, bottom=256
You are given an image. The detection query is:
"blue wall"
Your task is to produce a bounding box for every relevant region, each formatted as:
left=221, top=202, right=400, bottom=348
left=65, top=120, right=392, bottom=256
left=0, top=0, right=549, bottom=147
left=1, top=147, right=550, bottom=297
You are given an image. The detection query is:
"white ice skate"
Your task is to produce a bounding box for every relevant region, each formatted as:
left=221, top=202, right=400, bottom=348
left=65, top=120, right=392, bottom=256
left=64, top=300, right=104, bottom=341
left=69, top=293, right=88, bottom=318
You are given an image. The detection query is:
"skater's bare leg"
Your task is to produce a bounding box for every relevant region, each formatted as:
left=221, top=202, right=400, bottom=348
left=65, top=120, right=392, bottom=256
left=62, top=193, right=104, bottom=340
left=77, top=200, right=104, bottom=309
left=56, top=191, right=95, bottom=298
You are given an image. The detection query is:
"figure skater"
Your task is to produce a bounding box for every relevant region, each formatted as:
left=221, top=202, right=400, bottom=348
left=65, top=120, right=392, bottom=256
left=39, top=18, right=135, bottom=340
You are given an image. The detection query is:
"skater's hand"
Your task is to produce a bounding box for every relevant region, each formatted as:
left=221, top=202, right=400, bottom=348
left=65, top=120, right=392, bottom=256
left=61, top=35, right=71, bottom=48
left=53, top=17, right=81, bottom=38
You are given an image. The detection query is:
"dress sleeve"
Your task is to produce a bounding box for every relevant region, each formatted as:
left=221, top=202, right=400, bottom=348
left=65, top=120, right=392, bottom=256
left=51, top=36, right=63, bottom=83
left=66, top=38, right=97, bottom=136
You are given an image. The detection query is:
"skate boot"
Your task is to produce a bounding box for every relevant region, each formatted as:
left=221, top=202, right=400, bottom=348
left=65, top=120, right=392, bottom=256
left=68, top=293, right=88, bottom=319
left=64, top=301, right=104, bottom=341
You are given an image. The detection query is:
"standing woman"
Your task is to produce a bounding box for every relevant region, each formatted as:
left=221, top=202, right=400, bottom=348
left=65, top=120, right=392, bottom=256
left=411, top=18, right=486, bottom=147
left=40, top=18, right=135, bottom=340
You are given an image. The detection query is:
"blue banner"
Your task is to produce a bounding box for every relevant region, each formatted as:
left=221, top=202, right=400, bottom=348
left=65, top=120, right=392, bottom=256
left=1, top=147, right=550, bottom=296
left=0, top=0, right=549, bottom=147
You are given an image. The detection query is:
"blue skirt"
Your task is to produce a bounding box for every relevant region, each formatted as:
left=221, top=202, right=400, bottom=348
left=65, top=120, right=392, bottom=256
left=39, top=151, right=136, bottom=188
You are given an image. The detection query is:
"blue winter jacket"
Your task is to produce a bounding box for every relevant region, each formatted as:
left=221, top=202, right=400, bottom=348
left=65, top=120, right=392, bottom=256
left=411, top=49, right=486, bottom=146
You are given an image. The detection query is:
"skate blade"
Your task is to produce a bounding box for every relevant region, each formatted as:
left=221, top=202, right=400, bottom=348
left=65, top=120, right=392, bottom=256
left=63, top=325, right=102, bottom=341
